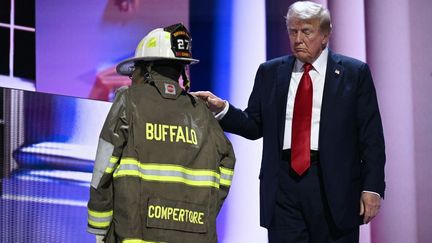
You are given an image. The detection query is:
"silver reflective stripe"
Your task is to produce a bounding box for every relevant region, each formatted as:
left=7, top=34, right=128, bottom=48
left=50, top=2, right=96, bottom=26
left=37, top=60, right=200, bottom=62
left=88, top=214, right=112, bottom=223
left=91, top=138, right=115, bottom=189
left=220, top=173, right=233, bottom=185
left=113, top=160, right=220, bottom=188
left=87, top=227, right=108, bottom=235
left=88, top=214, right=112, bottom=224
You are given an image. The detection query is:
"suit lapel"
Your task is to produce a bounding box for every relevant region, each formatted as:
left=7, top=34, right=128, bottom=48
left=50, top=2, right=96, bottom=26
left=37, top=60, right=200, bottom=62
left=276, top=56, right=296, bottom=150
left=319, top=51, right=344, bottom=142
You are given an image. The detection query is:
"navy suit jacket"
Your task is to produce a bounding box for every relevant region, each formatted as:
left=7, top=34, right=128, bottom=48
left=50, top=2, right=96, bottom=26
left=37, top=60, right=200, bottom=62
left=220, top=50, right=385, bottom=229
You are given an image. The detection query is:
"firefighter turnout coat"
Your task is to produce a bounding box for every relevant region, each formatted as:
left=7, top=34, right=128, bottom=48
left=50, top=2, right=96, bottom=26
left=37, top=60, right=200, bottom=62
left=87, top=72, right=236, bottom=243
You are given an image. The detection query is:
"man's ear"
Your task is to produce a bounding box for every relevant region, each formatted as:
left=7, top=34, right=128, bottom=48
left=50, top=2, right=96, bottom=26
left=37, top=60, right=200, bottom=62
left=321, top=32, right=331, bottom=48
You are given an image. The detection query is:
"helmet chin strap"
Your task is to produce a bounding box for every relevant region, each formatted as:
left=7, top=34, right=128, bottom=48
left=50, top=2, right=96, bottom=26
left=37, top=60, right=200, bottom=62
left=181, top=68, right=190, bottom=92
left=143, top=62, right=154, bottom=84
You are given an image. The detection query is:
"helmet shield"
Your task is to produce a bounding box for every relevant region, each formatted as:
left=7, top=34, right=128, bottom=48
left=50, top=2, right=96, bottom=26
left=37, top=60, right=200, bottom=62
left=164, top=23, right=193, bottom=60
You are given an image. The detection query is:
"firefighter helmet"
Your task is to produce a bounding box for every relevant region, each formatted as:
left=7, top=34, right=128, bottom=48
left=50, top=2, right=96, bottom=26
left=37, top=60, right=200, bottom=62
left=116, top=23, right=199, bottom=76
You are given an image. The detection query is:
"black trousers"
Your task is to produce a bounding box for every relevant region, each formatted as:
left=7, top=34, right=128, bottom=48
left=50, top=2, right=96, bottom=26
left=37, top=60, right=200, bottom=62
left=268, top=152, right=359, bottom=243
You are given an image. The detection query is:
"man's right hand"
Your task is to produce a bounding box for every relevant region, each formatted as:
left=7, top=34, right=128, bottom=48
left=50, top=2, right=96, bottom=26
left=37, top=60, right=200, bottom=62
left=191, top=91, right=226, bottom=114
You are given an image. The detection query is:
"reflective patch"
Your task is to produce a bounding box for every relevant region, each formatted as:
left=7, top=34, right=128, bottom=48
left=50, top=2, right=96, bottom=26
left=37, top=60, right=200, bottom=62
left=164, top=83, right=176, bottom=95
left=146, top=198, right=208, bottom=233
left=146, top=37, right=157, bottom=48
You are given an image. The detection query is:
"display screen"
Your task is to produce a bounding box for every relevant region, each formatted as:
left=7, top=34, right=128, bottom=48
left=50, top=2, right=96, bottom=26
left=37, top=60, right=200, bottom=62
left=0, top=87, right=110, bottom=242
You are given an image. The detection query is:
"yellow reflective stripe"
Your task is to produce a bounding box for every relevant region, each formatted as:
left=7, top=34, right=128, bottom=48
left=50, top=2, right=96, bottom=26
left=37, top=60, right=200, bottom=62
left=105, top=167, right=115, bottom=173
left=88, top=219, right=110, bottom=228
left=220, top=167, right=234, bottom=176
left=88, top=209, right=113, bottom=218
left=220, top=166, right=234, bottom=186
left=123, top=239, right=167, bottom=243
left=110, top=156, right=119, bottom=163
left=120, top=158, right=219, bottom=177
left=137, top=39, right=145, bottom=51
left=115, top=170, right=140, bottom=177
left=220, top=178, right=232, bottom=186
left=120, top=158, right=137, bottom=163
left=105, top=156, right=120, bottom=173
left=114, top=170, right=219, bottom=188
left=147, top=37, right=157, bottom=48
left=146, top=164, right=219, bottom=177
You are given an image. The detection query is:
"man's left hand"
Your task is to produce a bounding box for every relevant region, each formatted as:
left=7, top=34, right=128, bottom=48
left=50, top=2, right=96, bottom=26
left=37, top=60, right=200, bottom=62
left=359, top=191, right=381, bottom=224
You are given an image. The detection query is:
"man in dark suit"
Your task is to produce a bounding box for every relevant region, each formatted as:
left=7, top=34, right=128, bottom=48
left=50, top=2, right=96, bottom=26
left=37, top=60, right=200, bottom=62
left=193, top=1, right=385, bottom=242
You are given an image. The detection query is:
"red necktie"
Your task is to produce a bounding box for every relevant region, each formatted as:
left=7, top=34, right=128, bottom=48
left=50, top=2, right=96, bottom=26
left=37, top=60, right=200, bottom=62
left=291, top=63, right=313, bottom=176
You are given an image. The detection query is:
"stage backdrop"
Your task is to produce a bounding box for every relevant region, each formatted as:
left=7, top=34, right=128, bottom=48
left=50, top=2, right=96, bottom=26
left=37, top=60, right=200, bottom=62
left=1, top=0, right=432, bottom=242
left=36, top=0, right=189, bottom=101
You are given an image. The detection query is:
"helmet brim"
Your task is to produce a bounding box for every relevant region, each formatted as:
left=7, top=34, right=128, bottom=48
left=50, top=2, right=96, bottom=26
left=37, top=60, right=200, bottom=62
left=116, top=56, right=199, bottom=76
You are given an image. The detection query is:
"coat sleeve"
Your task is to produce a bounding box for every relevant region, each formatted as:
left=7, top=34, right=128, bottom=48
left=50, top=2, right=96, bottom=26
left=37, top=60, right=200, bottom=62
left=87, top=87, right=129, bottom=235
left=357, top=64, right=386, bottom=197
left=207, top=108, right=236, bottom=213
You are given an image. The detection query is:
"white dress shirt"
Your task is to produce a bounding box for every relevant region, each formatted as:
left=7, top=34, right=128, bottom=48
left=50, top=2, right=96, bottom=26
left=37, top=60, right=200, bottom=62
left=283, top=48, right=328, bottom=150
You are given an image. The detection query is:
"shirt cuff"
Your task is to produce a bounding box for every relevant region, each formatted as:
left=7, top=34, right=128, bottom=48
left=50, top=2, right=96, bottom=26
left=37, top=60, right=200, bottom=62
left=362, top=190, right=381, bottom=198
left=214, top=100, right=229, bottom=120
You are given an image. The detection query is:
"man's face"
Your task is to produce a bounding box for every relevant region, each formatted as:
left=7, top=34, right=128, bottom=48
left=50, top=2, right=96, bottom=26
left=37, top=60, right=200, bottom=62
left=288, top=18, right=329, bottom=63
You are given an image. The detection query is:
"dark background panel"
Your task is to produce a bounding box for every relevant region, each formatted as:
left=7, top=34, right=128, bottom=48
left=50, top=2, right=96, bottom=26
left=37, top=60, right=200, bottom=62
left=0, top=0, right=11, bottom=24
left=0, top=87, right=3, bottom=119
left=13, top=29, right=35, bottom=80
left=0, top=27, right=10, bottom=76
left=14, top=0, right=35, bottom=28
left=188, top=0, right=216, bottom=92
left=265, top=0, right=295, bottom=60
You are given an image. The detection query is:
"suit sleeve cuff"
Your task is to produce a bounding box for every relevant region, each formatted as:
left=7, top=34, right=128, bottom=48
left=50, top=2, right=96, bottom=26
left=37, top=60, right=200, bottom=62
left=362, top=190, right=381, bottom=198
left=214, top=100, right=229, bottom=120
